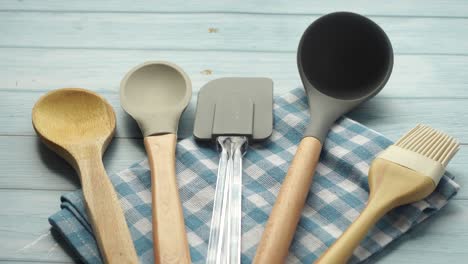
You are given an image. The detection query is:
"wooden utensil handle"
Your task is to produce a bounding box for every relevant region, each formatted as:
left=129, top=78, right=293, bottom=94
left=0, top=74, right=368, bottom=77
left=144, top=134, right=191, bottom=264
left=316, top=159, right=436, bottom=264
left=253, top=137, right=322, bottom=264
left=315, top=199, right=388, bottom=264
left=77, top=147, right=138, bottom=264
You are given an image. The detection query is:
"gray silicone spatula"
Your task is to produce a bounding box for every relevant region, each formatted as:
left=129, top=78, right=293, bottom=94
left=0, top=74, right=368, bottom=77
left=193, top=78, right=273, bottom=264
left=254, top=12, right=393, bottom=263
left=120, top=61, right=192, bottom=264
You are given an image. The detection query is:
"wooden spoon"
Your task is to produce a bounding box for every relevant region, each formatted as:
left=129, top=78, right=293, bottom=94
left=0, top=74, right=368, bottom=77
left=32, top=88, right=138, bottom=263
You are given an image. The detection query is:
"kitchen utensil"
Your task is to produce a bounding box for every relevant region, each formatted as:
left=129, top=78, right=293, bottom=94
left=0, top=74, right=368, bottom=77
left=120, top=61, right=192, bottom=263
left=316, top=124, right=459, bottom=263
left=254, top=12, right=393, bottom=263
left=193, top=78, right=273, bottom=264
left=32, top=88, right=138, bottom=263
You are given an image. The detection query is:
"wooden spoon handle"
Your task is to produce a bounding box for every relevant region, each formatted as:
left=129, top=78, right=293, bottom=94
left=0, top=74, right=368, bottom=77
left=254, top=137, right=322, bottom=264
left=144, top=134, right=191, bottom=264
left=77, top=148, right=138, bottom=264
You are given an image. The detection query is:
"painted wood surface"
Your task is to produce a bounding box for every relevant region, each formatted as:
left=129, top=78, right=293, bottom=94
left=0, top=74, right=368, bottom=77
left=0, top=13, right=467, bottom=54
left=1, top=191, right=467, bottom=263
left=0, top=0, right=467, bottom=263
left=1, top=0, right=467, bottom=17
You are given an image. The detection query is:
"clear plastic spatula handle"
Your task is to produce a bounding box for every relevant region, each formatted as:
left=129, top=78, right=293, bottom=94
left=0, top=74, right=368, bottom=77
left=228, top=137, right=245, bottom=264
left=206, top=140, right=229, bottom=264
left=206, top=136, right=247, bottom=264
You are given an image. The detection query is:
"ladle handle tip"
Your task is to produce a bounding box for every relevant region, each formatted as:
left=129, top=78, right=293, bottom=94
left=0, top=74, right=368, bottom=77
left=253, top=137, right=322, bottom=264
left=144, top=134, right=191, bottom=264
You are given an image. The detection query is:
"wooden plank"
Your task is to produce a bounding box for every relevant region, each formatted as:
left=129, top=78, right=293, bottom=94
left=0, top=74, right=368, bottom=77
left=1, top=48, right=467, bottom=98
left=368, top=199, right=468, bottom=263
left=0, top=189, right=75, bottom=262
left=348, top=98, right=468, bottom=143
left=1, top=135, right=466, bottom=196
left=0, top=13, right=467, bottom=54
left=0, top=90, right=194, bottom=139
left=0, top=136, right=146, bottom=191
left=2, top=89, right=468, bottom=140
left=1, top=0, right=467, bottom=17
left=0, top=189, right=467, bottom=263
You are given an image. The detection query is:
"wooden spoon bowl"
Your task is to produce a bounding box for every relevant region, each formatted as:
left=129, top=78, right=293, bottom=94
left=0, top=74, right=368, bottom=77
left=33, top=88, right=115, bottom=167
left=32, top=88, right=138, bottom=263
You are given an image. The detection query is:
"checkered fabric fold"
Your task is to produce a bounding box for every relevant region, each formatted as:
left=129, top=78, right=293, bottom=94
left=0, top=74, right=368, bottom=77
left=49, top=88, right=459, bottom=263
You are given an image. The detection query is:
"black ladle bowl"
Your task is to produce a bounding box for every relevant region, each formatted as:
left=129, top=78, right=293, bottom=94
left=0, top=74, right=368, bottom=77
left=299, top=11, right=393, bottom=141
left=254, top=12, right=393, bottom=264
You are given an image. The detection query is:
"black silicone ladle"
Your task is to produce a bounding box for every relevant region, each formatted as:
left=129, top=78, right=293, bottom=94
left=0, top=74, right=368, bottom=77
left=254, top=12, right=393, bottom=263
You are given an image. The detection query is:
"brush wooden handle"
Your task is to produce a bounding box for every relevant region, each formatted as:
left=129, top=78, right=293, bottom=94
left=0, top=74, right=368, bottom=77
left=315, top=197, right=389, bottom=264
left=144, top=134, right=191, bottom=264
left=315, top=158, right=435, bottom=264
left=77, top=146, right=138, bottom=264
left=254, top=137, right=322, bottom=264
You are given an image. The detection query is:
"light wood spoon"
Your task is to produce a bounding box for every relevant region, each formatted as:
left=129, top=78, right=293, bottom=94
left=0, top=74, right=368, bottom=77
left=32, top=88, right=138, bottom=263
left=120, top=61, right=192, bottom=264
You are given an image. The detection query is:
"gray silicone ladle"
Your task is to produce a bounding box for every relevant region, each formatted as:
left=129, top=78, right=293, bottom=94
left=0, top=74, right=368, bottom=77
left=254, top=12, right=393, bottom=263
left=120, top=61, right=192, bottom=264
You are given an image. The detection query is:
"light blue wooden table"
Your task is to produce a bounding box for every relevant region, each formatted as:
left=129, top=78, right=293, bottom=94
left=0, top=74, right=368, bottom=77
left=0, top=1, right=467, bottom=263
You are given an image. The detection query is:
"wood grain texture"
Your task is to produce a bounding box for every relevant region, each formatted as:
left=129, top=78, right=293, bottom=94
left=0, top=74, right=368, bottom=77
left=5, top=90, right=467, bottom=141
left=0, top=189, right=78, bottom=262
left=0, top=13, right=467, bottom=54
left=254, top=137, right=322, bottom=264
left=1, top=192, right=467, bottom=263
left=1, top=135, right=467, bottom=197
left=316, top=159, right=435, bottom=264
left=0, top=1, right=467, bottom=263
left=1, top=0, right=468, bottom=17
left=31, top=88, right=138, bottom=263
left=77, top=147, right=139, bottom=263
left=144, top=134, right=191, bottom=264
left=1, top=49, right=467, bottom=98
left=0, top=190, right=468, bottom=264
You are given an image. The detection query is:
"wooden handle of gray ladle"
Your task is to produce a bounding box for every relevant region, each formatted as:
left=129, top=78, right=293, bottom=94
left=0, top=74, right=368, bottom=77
left=144, top=134, right=191, bottom=264
left=77, top=146, right=139, bottom=264
left=253, top=137, right=322, bottom=264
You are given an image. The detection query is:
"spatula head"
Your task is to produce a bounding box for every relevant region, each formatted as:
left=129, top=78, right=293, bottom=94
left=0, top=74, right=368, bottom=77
left=193, top=77, right=273, bottom=142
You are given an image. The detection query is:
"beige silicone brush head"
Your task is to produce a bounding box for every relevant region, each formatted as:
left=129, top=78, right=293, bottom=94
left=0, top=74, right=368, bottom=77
left=379, top=124, right=460, bottom=186
left=315, top=124, right=460, bottom=264
left=395, top=124, right=459, bottom=166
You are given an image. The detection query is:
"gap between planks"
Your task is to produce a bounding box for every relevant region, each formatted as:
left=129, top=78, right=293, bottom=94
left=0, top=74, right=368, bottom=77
left=0, top=9, right=468, bottom=19
left=2, top=46, right=468, bottom=57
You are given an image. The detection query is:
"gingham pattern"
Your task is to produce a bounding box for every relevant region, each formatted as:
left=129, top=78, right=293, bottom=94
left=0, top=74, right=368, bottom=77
left=49, top=88, right=460, bottom=264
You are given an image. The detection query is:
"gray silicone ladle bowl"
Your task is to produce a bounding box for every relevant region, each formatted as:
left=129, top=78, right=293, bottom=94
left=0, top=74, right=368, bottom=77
left=254, top=12, right=393, bottom=263
left=120, top=61, right=192, bottom=264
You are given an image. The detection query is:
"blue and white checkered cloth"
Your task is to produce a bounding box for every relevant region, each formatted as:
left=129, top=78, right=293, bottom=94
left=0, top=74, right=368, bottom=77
left=49, top=88, right=459, bottom=263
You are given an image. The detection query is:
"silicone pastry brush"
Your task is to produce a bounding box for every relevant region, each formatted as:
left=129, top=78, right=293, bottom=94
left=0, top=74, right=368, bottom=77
left=316, top=124, right=460, bottom=264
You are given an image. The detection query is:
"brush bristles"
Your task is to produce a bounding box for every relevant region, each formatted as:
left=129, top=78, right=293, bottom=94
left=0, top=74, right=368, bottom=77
left=395, top=124, right=460, bottom=167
